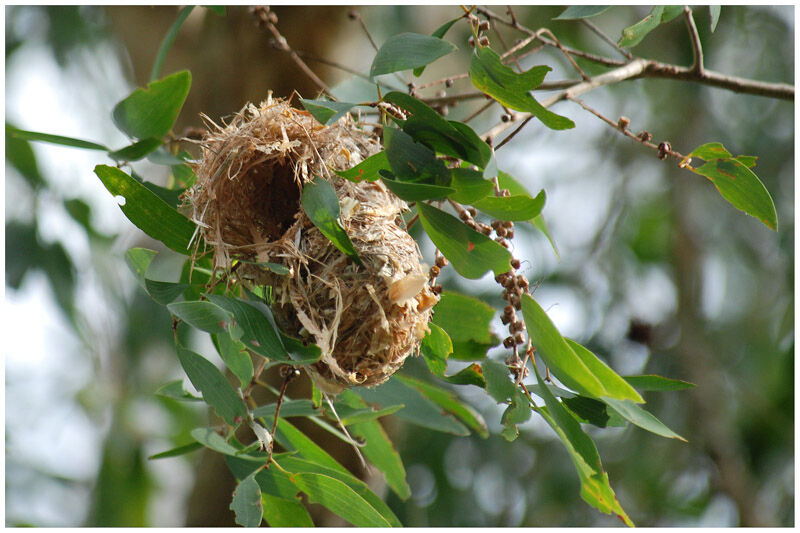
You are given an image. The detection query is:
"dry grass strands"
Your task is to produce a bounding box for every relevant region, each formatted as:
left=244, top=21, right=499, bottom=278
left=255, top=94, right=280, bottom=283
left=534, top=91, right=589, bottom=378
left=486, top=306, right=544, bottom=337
left=186, top=96, right=438, bottom=394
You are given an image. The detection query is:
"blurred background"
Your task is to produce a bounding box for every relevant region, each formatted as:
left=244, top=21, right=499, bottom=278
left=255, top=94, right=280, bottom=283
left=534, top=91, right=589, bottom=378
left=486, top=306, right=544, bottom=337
left=4, top=5, right=793, bottom=527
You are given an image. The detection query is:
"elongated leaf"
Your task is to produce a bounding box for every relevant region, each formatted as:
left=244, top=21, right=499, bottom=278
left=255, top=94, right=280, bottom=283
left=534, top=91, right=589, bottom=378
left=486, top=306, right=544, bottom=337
left=253, top=399, right=320, bottom=420
left=108, top=138, right=163, bottom=162
left=370, top=32, right=457, bottom=77
left=689, top=142, right=733, bottom=160
left=380, top=171, right=454, bottom=201
left=301, top=98, right=358, bottom=125
left=144, top=279, right=188, bottom=305
left=6, top=123, right=45, bottom=188
left=470, top=47, right=574, bottom=130
left=449, top=168, right=495, bottom=205
left=335, top=151, right=389, bottom=182
left=7, top=126, right=108, bottom=151
left=735, top=155, right=758, bottom=168
left=261, top=493, right=314, bottom=527
left=396, top=374, right=489, bottom=438
left=497, top=170, right=560, bottom=257
left=150, top=6, right=195, bottom=82
left=94, top=165, right=195, bottom=253
left=473, top=190, right=546, bottom=221
left=155, top=379, right=202, bottom=402
left=440, top=363, right=486, bottom=387
left=301, top=177, right=363, bottom=265
left=555, top=6, right=611, bottom=19
left=231, top=473, right=264, bottom=527
left=177, top=347, right=247, bottom=425
left=623, top=374, right=696, bottom=391
left=206, top=295, right=293, bottom=362
left=534, top=367, right=633, bottom=526
left=292, top=472, right=392, bottom=527
left=384, top=127, right=448, bottom=181
left=192, top=427, right=262, bottom=458
left=274, top=419, right=348, bottom=473
left=356, top=377, right=469, bottom=436
left=338, top=404, right=404, bottom=425
left=709, top=5, right=721, bottom=32
left=124, top=247, right=158, bottom=289
left=483, top=358, right=516, bottom=402
left=279, top=334, right=323, bottom=365
left=565, top=339, right=644, bottom=403
left=521, top=295, right=607, bottom=398
left=212, top=332, right=254, bottom=388
left=113, top=70, right=192, bottom=139
left=618, top=5, right=682, bottom=48
left=168, top=300, right=233, bottom=334
left=693, top=158, right=778, bottom=230
left=148, top=441, right=203, bottom=460
left=432, top=291, right=499, bottom=360
left=603, top=397, right=686, bottom=441
left=413, top=17, right=460, bottom=76
left=417, top=202, right=511, bottom=279
left=563, top=396, right=615, bottom=427
left=420, top=322, right=452, bottom=376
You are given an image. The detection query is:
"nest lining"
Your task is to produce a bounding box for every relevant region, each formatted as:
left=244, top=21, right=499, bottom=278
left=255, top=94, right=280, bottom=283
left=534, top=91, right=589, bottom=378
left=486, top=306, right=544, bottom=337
left=186, top=96, right=438, bottom=394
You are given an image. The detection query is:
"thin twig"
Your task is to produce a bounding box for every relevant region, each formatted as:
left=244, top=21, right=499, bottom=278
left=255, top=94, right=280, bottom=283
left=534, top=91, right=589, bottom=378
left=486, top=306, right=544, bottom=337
left=538, top=28, right=590, bottom=81
left=683, top=6, right=704, bottom=75
left=461, top=99, right=496, bottom=123
left=580, top=18, right=632, bottom=60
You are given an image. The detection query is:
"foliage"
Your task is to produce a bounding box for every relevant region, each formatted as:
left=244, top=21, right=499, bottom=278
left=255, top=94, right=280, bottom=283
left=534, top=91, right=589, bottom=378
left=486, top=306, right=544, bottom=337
left=5, top=4, right=792, bottom=528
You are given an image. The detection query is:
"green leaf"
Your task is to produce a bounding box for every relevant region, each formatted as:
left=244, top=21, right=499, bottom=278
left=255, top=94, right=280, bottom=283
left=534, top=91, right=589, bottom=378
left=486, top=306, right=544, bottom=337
left=108, top=138, right=163, bottom=162
left=521, top=295, right=607, bottom=398
left=693, top=158, right=778, bottom=230
left=735, top=155, right=758, bottom=168
left=564, top=339, right=644, bottom=403
left=150, top=6, right=195, bottom=82
left=338, top=390, right=410, bottom=499
left=231, top=473, right=264, bottom=527
left=206, top=295, right=293, bottom=362
left=533, top=214, right=560, bottom=259
left=168, top=300, right=233, bottom=334
left=603, top=398, right=686, bottom=441
left=112, top=70, right=192, bottom=139
left=483, top=358, right=516, bottom=402
left=292, top=472, right=392, bottom=527
left=618, top=6, right=682, bottom=48
left=370, top=32, right=457, bottom=78
left=440, top=363, right=486, bottom=387
left=155, top=379, right=202, bottom=402
left=301, top=177, right=363, bottom=266
left=709, top=5, right=721, bottom=32
left=279, top=334, right=323, bottom=365
left=484, top=359, right=530, bottom=440
left=420, top=322, right=452, bottom=376
left=300, top=98, right=358, bottom=125
left=335, top=151, right=390, bottom=182
left=261, top=493, right=314, bottom=527
left=94, top=165, right=196, bottom=253
left=413, top=17, right=460, bottom=76
left=417, top=202, right=512, bottom=279
left=431, top=291, right=499, bottom=360
left=355, top=377, right=469, bottom=436
left=383, top=127, right=448, bottom=181
left=473, top=190, right=546, bottom=221
left=205, top=6, right=226, bottom=15
left=144, top=279, right=188, bottom=304
left=497, top=170, right=559, bottom=257
left=470, top=47, right=574, bottom=130
left=124, top=248, right=158, bottom=288
left=252, top=399, right=320, bottom=420
left=177, top=346, right=247, bottom=425
left=148, top=441, right=204, bottom=460
left=212, top=332, right=254, bottom=388
left=8, top=126, right=108, bottom=151
left=140, top=179, right=184, bottom=209
left=396, top=374, right=489, bottom=438
left=274, top=419, right=348, bottom=473
left=449, top=168, right=495, bottom=205
left=689, top=141, right=732, bottom=160
left=192, top=427, right=261, bottom=458
left=555, top=6, right=611, bottom=19
left=623, top=374, right=695, bottom=391
left=380, top=171, right=455, bottom=201
left=563, top=396, right=614, bottom=427
left=6, top=123, right=45, bottom=188
left=533, top=367, right=634, bottom=526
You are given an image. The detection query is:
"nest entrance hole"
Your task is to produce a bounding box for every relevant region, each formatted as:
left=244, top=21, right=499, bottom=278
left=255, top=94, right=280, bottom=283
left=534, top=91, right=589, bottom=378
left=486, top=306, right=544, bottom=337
left=238, top=158, right=301, bottom=242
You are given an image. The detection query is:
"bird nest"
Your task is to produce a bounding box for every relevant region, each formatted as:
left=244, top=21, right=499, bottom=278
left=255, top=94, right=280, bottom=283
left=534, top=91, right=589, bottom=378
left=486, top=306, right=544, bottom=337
left=185, top=96, right=438, bottom=394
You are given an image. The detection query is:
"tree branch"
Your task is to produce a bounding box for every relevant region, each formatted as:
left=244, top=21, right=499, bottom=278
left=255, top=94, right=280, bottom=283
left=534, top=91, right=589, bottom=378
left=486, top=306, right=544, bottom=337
left=580, top=18, right=632, bottom=60
left=642, top=61, right=793, bottom=100
left=683, top=6, right=704, bottom=75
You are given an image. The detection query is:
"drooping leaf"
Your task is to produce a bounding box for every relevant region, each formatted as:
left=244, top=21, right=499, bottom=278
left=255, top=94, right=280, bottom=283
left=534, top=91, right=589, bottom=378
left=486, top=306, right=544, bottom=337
left=301, top=98, right=359, bottom=125
left=623, top=374, right=695, bottom=391
left=177, top=347, right=247, bottom=425
left=112, top=70, right=192, bottom=139
left=419, top=322, right=452, bottom=376
left=279, top=334, right=323, bottom=365
left=449, top=168, right=495, bottom=205
left=709, top=5, right=721, bottom=32
left=520, top=294, right=607, bottom=398
left=565, top=339, right=644, bottom=403
left=603, top=398, right=686, bottom=441
left=618, top=5, right=682, bottom=48
left=93, top=165, right=196, bottom=253
left=380, top=171, right=455, bottom=201
left=483, top=358, right=517, bottom=403
left=417, top=202, right=512, bottom=279
left=6, top=123, right=45, bottom=188
left=534, top=367, right=634, bottom=526
left=168, top=300, right=233, bottom=334
left=107, top=138, right=163, bottom=162
left=355, top=377, right=470, bottom=436
left=273, top=419, right=348, bottom=473
left=155, top=379, right=202, bottom=402
left=150, top=6, right=195, bottom=82
left=261, top=493, right=314, bottom=527
left=383, top=127, right=448, bottom=181
left=148, top=441, right=204, bottom=460
left=370, top=32, right=457, bottom=77
left=144, top=279, right=188, bottom=305
left=212, top=332, right=254, bottom=388
left=555, top=6, right=612, bottom=19
left=226, top=455, right=300, bottom=502
left=431, top=291, right=499, bottom=360
left=473, top=190, right=546, bottom=221
left=291, top=472, right=392, bottom=527
left=301, top=177, right=363, bottom=266
left=413, top=17, right=460, bottom=76
left=192, top=427, right=265, bottom=459
left=484, top=359, right=530, bottom=440
left=252, top=399, right=320, bottom=420
left=335, top=151, right=390, bottom=182
left=124, top=247, right=158, bottom=289
left=230, top=473, right=264, bottom=527
left=206, top=295, right=293, bottom=362
left=497, top=170, right=559, bottom=257
left=7, top=126, right=108, bottom=151
left=440, top=363, right=486, bottom=387
left=689, top=142, right=732, bottom=160
left=563, top=396, right=614, bottom=427
left=470, top=47, right=574, bottom=130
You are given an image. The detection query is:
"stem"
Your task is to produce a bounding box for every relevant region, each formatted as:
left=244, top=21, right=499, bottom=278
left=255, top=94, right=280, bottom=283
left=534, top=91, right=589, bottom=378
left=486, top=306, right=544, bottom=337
left=150, top=6, right=195, bottom=82
left=683, top=6, right=704, bottom=76
left=581, top=18, right=632, bottom=60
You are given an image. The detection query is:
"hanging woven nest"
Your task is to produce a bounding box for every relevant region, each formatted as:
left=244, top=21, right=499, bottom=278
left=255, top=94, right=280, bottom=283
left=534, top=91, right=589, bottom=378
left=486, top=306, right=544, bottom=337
left=185, top=95, right=438, bottom=394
